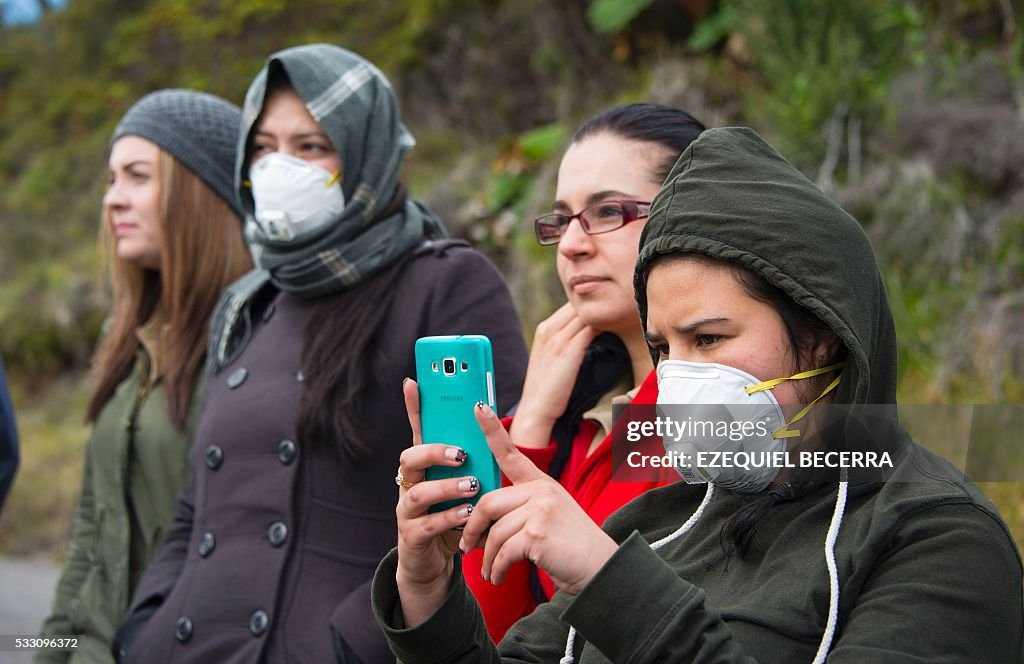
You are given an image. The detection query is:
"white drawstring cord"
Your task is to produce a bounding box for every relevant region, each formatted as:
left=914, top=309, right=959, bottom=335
left=558, top=477, right=848, bottom=664
left=558, top=627, right=576, bottom=664
left=650, top=481, right=717, bottom=552
left=559, top=483, right=716, bottom=664
left=811, top=475, right=848, bottom=664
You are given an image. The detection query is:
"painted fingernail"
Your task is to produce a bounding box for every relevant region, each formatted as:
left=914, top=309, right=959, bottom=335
left=445, top=447, right=467, bottom=463
left=475, top=400, right=485, bottom=410
left=462, top=505, right=474, bottom=518
left=458, top=478, right=479, bottom=492
left=402, top=377, right=410, bottom=385
left=477, top=402, right=494, bottom=418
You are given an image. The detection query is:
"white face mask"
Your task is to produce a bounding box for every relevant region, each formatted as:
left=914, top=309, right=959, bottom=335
left=249, top=152, right=344, bottom=242
left=655, top=359, right=844, bottom=493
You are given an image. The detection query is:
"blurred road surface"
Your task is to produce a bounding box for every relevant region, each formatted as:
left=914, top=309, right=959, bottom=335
left=0, top=556, right=60, bottom=663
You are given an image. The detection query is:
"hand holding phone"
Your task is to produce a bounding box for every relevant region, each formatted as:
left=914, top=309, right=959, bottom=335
left=415, top=335, right=501, bottom=512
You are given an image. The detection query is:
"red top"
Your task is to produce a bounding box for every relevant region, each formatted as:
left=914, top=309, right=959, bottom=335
left=462, top=369, right=677, bottom=642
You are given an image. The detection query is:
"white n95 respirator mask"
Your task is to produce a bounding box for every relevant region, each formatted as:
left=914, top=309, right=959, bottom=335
left=249, top=153, right=344, bottom=242
left=655, top=359, right=843, bottom=493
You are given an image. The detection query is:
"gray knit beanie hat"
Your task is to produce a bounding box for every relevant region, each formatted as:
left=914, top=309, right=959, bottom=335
left=111, top=89, right=244, bottom=217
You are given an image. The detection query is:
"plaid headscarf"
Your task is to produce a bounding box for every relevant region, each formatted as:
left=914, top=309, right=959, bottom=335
left=208, top=44, right=447, bottom=373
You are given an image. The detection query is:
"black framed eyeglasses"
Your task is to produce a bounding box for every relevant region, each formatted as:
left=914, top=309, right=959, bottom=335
left=534, top=200, right=652, bottom=246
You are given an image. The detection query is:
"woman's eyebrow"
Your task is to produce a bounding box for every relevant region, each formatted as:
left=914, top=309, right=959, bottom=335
left=643, top=330, right=665, bottom=344
left=584, top=190, right=633, bottom=206
left=291, top=131, right=330, bottom=140
left=551, top=190, right=634, bottom=211
left=116, top=160, right=152, bottom=171
left=674, top=317, right=730, bottom=335
left=251, top=130, right=326, bottom=138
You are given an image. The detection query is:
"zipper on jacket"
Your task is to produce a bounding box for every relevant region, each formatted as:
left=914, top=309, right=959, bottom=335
left=124, top=352, right=157, bottom=433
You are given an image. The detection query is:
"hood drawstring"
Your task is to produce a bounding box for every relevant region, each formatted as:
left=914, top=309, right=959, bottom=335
left=560, top=483, right=717, bottom=664
left=812, top=473, right=848, bottom=664
left=559, top=477, right=849, bottom=664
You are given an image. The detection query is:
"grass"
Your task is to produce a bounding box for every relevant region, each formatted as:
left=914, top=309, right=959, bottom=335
left=0, top=373, right=89, bottom=559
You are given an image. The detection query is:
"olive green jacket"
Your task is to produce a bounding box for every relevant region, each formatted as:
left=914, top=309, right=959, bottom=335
left=36, top=350, right=200, bottom=664
left=373, top=448, right=1022, bottom=663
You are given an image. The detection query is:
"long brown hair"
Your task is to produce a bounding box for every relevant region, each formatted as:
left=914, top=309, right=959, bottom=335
left=87, top=149, right=253, bottom=430
left=294, top=189, right=411, bottom=461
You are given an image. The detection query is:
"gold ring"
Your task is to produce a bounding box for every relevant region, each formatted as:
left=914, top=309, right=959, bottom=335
left=395, top=471, right=415, bottom=490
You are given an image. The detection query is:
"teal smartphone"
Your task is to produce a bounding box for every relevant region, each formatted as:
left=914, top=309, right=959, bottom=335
left=415, top=335, right=500, bottom=513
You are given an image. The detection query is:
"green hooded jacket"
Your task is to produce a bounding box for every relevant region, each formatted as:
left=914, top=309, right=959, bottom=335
left=36, top=347, right=199, bottom=664
left=371, top=127, right=1023, bottom=663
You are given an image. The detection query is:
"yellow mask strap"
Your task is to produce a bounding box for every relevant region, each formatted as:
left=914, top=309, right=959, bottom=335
left=745, top=362, right=847, bottom=395
left=742, top=361, right=847, bottom=439
left=325, top=171, right=342, bottom=187
left=770, top=373, right=843, bottom=438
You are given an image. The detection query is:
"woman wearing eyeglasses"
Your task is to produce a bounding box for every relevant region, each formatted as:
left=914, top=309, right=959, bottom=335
left=456, top=104, right=706, bottom=640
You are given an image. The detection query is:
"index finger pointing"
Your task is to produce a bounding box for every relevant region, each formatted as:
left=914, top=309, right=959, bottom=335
left=474, top=401, right=544, bottom=485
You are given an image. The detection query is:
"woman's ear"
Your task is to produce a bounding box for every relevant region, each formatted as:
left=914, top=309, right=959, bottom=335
left=813, top=332, right=843, bottom=367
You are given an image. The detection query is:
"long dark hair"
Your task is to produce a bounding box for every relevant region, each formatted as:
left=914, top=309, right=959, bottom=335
left=572, top=103, right=706, bottom=184
left=295, top=189, right=412, bottom=461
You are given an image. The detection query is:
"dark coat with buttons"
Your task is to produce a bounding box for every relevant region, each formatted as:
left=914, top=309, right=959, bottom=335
left=117, top=241, right=527, bottom=663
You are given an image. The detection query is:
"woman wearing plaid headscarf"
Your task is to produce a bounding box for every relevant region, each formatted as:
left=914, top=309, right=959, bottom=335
left=114, top=44, right=527, bottom=664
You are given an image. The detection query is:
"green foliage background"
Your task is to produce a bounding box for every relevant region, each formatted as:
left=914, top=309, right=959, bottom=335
left=1, top=0, right=1022, bottom=555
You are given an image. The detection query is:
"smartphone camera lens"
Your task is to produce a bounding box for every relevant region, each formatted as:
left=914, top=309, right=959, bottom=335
left=442, top=358, right=457, bottom=376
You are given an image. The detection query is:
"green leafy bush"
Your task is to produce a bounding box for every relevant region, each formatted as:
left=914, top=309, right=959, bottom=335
left=587, top=0, right=656, bottom=33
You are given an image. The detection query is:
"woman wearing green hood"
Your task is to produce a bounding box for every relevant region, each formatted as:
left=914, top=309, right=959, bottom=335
left=112, top=44, right=527, bottom=663
left=373, top=127, right=1022, bottom=662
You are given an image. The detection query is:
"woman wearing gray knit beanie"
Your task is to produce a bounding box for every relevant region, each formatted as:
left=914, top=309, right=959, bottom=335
left=114, top=45, right=528, bottom=663
left=36, top=89, right=253, bottom=664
